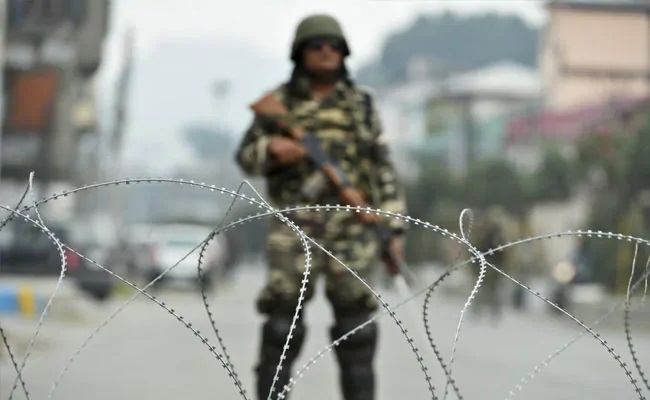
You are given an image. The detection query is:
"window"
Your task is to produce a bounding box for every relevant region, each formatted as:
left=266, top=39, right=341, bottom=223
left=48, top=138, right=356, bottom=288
left=8, top=0, right=86, bottom=30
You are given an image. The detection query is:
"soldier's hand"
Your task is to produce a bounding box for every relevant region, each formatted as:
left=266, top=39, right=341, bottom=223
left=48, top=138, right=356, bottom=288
left=338, top=187, right=380, bottom=224
left=357, top=211, right=381, bottom=224
left=389, top=236, right=405, bottom=265
left=383, top=236, right=404, bottom=276
left=269, top=136, right=307, bottom=165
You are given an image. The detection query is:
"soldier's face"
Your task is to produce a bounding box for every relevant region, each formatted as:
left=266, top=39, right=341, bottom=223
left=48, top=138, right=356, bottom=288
left=302, top=37, right=344, bottom=76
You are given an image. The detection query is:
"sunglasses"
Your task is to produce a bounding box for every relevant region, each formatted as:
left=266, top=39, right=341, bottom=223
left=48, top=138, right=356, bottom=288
left=304, top=37, right=344, bottom=52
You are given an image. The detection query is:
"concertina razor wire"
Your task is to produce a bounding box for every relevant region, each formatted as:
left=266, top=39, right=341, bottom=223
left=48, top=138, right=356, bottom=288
left=0, top=174, right=648, bottom=400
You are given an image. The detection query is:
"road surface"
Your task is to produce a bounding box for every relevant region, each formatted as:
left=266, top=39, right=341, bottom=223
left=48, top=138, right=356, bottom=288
left=2, top=264, right=650, bottom=399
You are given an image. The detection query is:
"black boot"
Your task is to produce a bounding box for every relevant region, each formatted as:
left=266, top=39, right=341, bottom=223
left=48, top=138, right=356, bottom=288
left=330, top=311, right=378, bottom=400
left=255, top=312, right=306, bottom=400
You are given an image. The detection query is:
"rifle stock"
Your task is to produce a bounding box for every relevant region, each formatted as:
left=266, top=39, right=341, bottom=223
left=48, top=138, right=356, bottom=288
left=250, top=92, right=413, bottom=284
left=250, top=93, right=305, bottom=140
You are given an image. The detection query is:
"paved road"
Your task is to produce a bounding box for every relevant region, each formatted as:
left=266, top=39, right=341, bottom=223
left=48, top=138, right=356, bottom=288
left=2, top=264, right=650, bottom=400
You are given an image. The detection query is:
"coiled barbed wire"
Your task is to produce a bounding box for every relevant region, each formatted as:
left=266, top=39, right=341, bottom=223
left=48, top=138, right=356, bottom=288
left=277, top=209, right=650, bottom=400
left=505, top=250, right=650, bottom=400
left=194, top=180, right=273, bottom=396
left=215, top=208, right=648, bottom=399
left=443, top=208, right=482, bottom=400
left=2, top=177, right=434, bottom=400
left=423, top=208, right=474, bottom=400
left=0, top=201, right=252, bottom=400
left=2, top=188, right=636, bottom=396
left=625, top=244, right=650, bottom=393
left=278, top=257, right=466, bottom=399
left=46, top=184, right=319, bottom=400
left=7, top=172, right=69, bottom=399
left=3, top=177, right=461, bottom=400
left=1, top=176, right=650, bottom=399
left=0, top=323, right=30, bottom=400
left=0, top=180, right=33, bottom=400
left=0, top=181, right=265, bottom=399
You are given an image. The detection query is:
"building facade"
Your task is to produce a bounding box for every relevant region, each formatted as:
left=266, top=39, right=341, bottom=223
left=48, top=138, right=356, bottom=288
left=2, top=0, right=110, bottom=183
left=541, top=0, right=650, bottom=111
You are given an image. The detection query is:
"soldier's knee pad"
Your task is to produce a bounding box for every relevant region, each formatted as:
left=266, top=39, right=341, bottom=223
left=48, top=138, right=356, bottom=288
left=261, top=314, right=306, bottom=359
left=330, top=299, right=378, bottom=362
left=330, top=315, right=378, bottom=362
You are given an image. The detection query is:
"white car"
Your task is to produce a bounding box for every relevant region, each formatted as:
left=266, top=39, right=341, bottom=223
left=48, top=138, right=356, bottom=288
left=127, top=223, right=227, bottom=289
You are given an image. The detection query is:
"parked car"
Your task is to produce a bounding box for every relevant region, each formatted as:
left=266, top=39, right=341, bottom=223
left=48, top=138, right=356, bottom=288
left=0, top=221, right=73, bottom=275
left=0, top=219, right=117, bottom=301
left=66, top=243, right=116, bottom=301
left=127, top=223, right=228, bottom=290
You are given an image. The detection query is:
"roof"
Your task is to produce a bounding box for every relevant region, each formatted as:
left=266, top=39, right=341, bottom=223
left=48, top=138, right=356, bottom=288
left=380, top=61, right=541, bottom=105
left=446, top=61, right=541, bottom=98
left=547, top=0, right=650, bottom=13
left=506, top=95, right=650, bottom=144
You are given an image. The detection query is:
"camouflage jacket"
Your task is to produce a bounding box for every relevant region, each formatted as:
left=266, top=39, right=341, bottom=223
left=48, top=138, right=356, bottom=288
left=235, top=79, right=407, bottom=235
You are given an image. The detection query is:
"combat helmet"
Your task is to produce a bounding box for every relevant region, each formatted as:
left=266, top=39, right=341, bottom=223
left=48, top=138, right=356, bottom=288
left=290, top=14, right=350, bottom=61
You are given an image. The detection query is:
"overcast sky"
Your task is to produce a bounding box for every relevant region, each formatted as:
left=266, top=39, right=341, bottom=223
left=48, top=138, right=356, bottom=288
left=100, top=0, right=546, bottom=77
left=95, top=1, right=547, bottom=175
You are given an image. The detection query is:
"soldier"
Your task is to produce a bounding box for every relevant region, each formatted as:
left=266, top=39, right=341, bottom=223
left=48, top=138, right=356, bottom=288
left=470, top=205, right=514, bottom=322
left=234, top=13, right=407, bottom=400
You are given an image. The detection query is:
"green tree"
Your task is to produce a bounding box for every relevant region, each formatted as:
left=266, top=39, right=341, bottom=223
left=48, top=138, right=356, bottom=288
left=575, top=132, right=627, bottom=187
left=358, top=12, right=538, bottom=86
left=403, top=159, right=460, bottom=263
left=574, top=112, right=650, bottom=291
left=621, top=114, right=650, bottom=202
left=533, top=145, right=576, bottom=202
left=464, top=157, right=529, bottom=217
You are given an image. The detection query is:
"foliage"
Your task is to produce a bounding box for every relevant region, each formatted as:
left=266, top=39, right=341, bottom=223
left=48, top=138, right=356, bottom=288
left=574, top=131, right=627, bottom=187
left=621, top=114, right=650, bottom=202
left=463, top=157, right=530, bottom=217
left=403, top=160, right=460, bottom=263
left=574, top=113, right=650, bottom=292
left=403, top=156, right=535, bottom=264
left=357, top=12, right=539, bottom=86
left=532, top=145, right=577, bottom=202
left=578, top=190, right=626, bottom=290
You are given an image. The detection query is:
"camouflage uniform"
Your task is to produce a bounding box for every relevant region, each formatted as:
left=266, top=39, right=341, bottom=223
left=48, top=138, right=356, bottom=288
left=235, top=14, right=406, bottom=400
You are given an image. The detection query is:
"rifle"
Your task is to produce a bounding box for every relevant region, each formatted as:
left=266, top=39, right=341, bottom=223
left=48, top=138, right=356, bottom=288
left=250, top=92, right=416, bottom=286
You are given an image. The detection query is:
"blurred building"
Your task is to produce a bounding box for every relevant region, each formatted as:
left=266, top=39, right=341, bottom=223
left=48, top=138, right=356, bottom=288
left=378, top=61, right=541, bottom=179
left=504, top=0, right=650, bottom=171
left=505, top=95, right=650, bottom=171
left=541, top=0, right=650, bottom=111
left=0, top=0, right=110, bottom=221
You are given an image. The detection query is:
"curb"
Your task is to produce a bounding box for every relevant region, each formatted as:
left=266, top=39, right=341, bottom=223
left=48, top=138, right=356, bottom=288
left=0, top=277, right=91, bottom=322
left=0, top=284, right=48, bottom=318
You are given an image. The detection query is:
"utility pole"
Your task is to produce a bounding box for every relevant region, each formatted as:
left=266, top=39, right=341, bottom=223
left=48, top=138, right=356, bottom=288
left=109, top=27, right=134, bottom=168
left=106, top=26, right=134, bottom=232
left=0, top=0, right=7, bottom=189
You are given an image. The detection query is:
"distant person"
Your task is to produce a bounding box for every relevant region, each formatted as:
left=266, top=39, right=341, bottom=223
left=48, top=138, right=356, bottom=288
left=471, top=205, right=513, bottom=322
left=234, top=14, right=407, bottom=400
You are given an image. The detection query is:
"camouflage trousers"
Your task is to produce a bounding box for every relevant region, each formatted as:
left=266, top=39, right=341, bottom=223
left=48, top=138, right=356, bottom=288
left=256, top=209, right=382, bottom=314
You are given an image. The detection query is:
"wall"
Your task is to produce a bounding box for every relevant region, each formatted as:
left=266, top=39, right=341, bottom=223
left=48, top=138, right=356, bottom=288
left=541, top=6, right=650, bottom=111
